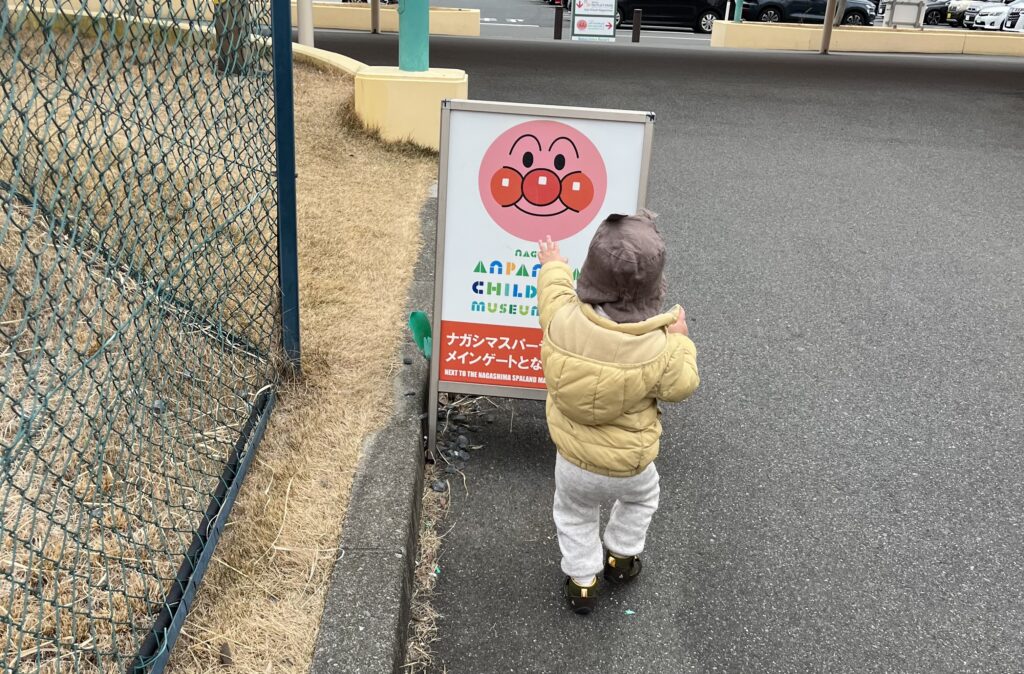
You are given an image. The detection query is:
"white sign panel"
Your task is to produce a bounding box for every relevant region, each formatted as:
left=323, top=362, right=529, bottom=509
left=571, top=0, right=616, bottom=42
left=575, top=0, right=616, bottom=12
left=430, top=100, right=654, bottom=403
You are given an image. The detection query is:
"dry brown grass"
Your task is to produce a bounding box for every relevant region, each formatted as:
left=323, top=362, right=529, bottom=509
left=0, top=202, right=265, bottom=673
left=1, top=27, right=279, bottom=673
left=164, top=64, right=436, bottom=672
left=403, top=396, right=497, bottom=673
left=2, top=21, right=435, bottom=672
left=403, top=463, right=449, bottom=673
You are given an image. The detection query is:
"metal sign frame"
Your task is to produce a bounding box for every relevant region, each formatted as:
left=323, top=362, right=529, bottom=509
left=427, top=99, right=655, bottom=454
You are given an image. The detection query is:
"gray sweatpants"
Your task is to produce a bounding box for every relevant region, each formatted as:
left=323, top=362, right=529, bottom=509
left=552, top=453, right=661, bottom=579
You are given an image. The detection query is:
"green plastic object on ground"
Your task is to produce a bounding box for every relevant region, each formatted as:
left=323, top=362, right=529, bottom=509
left=409, top=311, right=432, bottom=359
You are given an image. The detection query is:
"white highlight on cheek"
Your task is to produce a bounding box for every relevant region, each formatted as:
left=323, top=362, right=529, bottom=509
left=501, top=178, right=510, bottom=187
left=538, top=176, right=547, bottom=186
left=572, top=182, right=581, bottom=192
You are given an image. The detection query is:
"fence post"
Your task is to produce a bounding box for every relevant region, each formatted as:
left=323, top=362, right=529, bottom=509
left=632, top=8, right=642, bottom=41
left=371, top=0, right=381, bottom=33
left=554, top=4, right=563, bottom=39
left=734, top=0, right=743, bottom=21
left=271, top=0, right=302, bottom=370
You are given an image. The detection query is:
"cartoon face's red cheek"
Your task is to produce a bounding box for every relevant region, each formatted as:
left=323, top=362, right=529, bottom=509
left=490, top=167, right=523, bottom=207
left=560, top=171, right=594, bottom=213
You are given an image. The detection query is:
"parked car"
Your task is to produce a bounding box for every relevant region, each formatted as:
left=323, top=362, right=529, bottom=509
left=743, top=0, right=878, bottom=24
left=972, top=0, right=1023, bottom=25
left=1005, top=0, right=1024, bottom=27
left=946, top=0, right=974, bottom=23
left=962, top=0, right=992, bottom=26
left=879, top=0, right=949, bottom=23
left=614, top=0, right=730, bottom=33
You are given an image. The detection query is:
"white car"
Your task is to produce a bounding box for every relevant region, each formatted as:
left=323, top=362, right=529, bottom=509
left=1004, top=0, right=1024, bottom=27
left=974, top=0, right=1021, bottom=27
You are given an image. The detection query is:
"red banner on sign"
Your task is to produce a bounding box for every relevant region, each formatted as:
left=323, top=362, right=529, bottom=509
left=438, top=320, right=546, bottom=390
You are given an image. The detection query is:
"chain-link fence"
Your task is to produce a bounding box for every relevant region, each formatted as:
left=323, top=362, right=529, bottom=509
left=1, top=0, right=295, bottom=670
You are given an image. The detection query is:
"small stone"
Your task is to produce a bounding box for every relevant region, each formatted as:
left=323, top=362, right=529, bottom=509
left=444, top=465, right=458, bottom=475
left=457, top=435, right=469, bottom=448
left=151, top=399, right=166, bottom=415
left=468, top=425, right=480, bottom=433
left=485, top=414, right=496, bottom=424
left=453, top=450, right=469, bottom=462
left=431, top=480, right=447, bottom=493
left=219, top=642, right=233, bottom=666
left=403, top=357, right=414, bottom=365
left=454, top=414, right=467, bottom=423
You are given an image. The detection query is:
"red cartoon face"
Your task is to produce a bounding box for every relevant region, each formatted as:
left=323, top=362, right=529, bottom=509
left=478, top=120, right=608, bottom=242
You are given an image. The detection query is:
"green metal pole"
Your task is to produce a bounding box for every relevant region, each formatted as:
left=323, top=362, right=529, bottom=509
left=398, top=0, right=429, bottom=72
left=733, top=0, right=743, bottom=21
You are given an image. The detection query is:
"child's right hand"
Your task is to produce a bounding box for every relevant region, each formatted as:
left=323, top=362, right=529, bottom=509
left=667, top=307, right=689, bottom=336
left=538, top=235, right=567, bottom=266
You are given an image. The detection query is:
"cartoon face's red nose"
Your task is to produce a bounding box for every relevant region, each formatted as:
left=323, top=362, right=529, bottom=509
left=522, top=169, right=561, bottom=207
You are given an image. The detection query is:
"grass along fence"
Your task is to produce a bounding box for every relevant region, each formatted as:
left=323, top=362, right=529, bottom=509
left=1, top=0, right=296, bottom=670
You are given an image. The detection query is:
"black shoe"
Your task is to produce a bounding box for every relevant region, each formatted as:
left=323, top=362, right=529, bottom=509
left=603, top=552, right=642, bottom=585
left=564, top=576, right=598, bottom=615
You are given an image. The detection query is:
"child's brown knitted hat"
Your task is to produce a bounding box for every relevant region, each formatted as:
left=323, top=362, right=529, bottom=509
left=576, top=209, right=667, bottom=324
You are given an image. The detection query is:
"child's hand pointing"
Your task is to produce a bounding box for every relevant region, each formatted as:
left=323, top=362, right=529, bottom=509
left=538, top=236, right=567, bottom=266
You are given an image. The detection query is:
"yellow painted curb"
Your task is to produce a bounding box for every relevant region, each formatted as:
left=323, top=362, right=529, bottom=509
left=84, top=0, right=213, bottom=22
left=288, top=3, right=480, bottom=37
left=292, top=42, right=365, bottom=76
left=963, top=31, right=1024, bottom=56
left=710, top=20, right=1023, bottom=56
left=355, top=66, right=469, bottom=150
left=289, top=44, right=468, bottom=150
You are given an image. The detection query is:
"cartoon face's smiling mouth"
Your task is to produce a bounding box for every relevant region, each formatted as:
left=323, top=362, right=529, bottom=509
left=515, top=202, right=568, bottom=218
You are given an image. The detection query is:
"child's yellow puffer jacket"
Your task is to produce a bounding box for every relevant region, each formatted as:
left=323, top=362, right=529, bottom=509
left=538, top=261, right=699, bottom=477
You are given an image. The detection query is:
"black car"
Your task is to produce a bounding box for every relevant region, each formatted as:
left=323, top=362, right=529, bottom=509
left=743, top=0, right=877, bottom=23
left=614, top=0, right=730, bottom=34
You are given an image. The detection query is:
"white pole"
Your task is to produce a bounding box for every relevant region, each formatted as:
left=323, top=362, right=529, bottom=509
left=820, top=0, right=837, bottom=53
left=371, top=0, right=381, bottom=34
left=298, top=0, right=314, bottom=46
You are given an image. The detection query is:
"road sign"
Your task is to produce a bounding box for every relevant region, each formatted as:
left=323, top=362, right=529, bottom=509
left=428, top=100, right=655, bottom=451
left=571, top=0, right=616, bottom=41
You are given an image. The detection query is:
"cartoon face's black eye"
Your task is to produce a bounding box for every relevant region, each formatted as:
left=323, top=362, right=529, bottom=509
left=523, top=152, right=534, bottom=168
left=554, top=154, right=566, bottom=171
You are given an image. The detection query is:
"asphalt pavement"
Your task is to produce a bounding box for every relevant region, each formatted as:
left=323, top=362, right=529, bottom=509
left=315, top=32, right=1024, bottom=673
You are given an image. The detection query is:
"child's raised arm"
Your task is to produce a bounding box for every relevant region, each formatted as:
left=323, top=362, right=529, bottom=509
left=537, top=236, right=576, bottom=331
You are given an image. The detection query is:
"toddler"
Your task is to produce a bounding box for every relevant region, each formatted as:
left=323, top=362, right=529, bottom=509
left=536, top=210, right=700, bottom=615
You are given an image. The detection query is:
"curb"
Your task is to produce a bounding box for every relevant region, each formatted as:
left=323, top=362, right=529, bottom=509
left=310, top=195, right=437, bottom=673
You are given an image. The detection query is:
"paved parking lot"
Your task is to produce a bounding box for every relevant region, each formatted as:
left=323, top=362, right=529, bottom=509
left=316, top=30, right=1024, bottom=672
